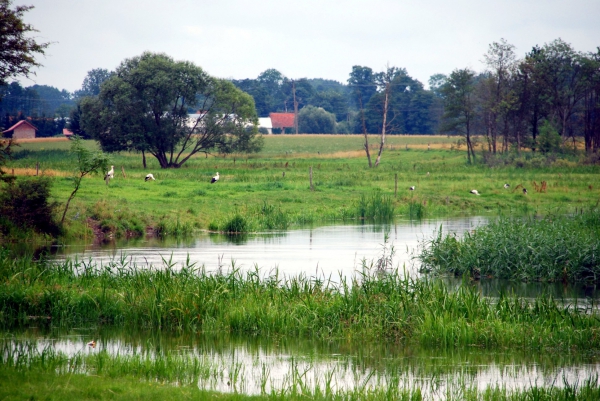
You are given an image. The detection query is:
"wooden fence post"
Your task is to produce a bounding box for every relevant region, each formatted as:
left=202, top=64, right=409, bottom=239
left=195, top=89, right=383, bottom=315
left=121, top=166, right=126, bottom=178
left=309, top=166, right=313, bottom=191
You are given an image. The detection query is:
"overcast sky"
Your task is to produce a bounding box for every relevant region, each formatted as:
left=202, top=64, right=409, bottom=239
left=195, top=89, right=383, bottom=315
left=18, top=0, right=600, bottom=93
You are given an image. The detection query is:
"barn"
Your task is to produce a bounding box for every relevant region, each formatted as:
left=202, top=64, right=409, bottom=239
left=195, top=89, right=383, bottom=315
left=269, top=113, right=295, bottom=133
left=2, top=120, right=38, bottom=139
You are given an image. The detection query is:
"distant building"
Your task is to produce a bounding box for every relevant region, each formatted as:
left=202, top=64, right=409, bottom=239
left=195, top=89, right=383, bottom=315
left=63, top=128, right=74, bottom=137
left=269, top=113, right=295, bottom=133
left=2, top=120, right=38, bottom=139
left=258, top=117, right=273, bottom=134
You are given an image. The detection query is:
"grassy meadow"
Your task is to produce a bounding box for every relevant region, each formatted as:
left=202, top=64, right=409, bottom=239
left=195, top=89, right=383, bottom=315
left=5, top=134, right=600, bottom=239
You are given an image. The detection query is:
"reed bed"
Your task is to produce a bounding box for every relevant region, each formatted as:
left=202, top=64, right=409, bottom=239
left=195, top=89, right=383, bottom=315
left=419, top=209, right=600, bottom=283
left=1, top=249, right=599, bottom=351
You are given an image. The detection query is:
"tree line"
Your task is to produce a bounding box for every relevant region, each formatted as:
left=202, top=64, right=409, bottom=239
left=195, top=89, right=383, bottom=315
left=437, top=38, right=600, bottom=162
left=1, top=30, right=599, bottom=159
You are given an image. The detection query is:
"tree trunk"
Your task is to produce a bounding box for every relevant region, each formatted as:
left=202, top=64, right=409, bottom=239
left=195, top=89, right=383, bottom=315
left=374, top=84, right=389, bottom=167
left=292, top=80, right=299, bottom=135
left=142, top=150, right=147, bottom=169
left=359, top=95, right=372, bottom=168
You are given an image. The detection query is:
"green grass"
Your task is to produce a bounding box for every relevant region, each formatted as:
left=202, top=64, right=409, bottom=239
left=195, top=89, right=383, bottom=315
left=419, top=208, right=600, bottom=283
left=5, top=135, right=599, bottom=239
left=2, top=249, right=600, bottom=350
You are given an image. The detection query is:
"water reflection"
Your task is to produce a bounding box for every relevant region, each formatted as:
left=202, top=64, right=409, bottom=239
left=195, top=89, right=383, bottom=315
left=4, top=326, right=600, bottom=397
left=48, top=217, right=487, bottom=281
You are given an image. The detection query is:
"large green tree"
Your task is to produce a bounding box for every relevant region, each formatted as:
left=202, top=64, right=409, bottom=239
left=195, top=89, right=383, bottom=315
left=81, top=52, right=262, bottom=168
left=298, top=105, right=336, bottom=133
left=74, top=68, right=113, bottom=98
left=0, top=0, right=49, bottom=89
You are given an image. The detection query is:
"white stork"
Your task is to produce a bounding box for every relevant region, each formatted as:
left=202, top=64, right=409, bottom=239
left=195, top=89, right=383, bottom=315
left=145, top=173, right=155, bottom=181
left=211, top=172, right=219, bottom=184
left=470, top=189, right=480, bottom=196
left=523, top=188, right=528, bottom=195
left=503, top=183, right=510, bottom=189
left=104, top=165, right=114, bottom=185
left=409, top=186, right=415, bottom=191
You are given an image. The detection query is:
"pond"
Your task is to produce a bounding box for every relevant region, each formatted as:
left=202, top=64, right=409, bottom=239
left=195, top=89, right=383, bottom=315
left=48, top=216, right=600, bottom=300
left=50, top=217, right=486, bottom=280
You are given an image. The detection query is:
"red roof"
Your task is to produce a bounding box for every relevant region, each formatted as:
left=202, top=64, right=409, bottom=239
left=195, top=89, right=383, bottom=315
left=63, top=128, right=74, bottom=136
left=269, top=113, right=295, bottom=129
left=2, top=119, right=37, bottom=133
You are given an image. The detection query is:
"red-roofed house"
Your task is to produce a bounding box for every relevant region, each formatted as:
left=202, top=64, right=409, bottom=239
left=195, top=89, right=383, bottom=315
left=269, top=113, right=295, bottom=133
left=2, top=120, right=38, bottom=139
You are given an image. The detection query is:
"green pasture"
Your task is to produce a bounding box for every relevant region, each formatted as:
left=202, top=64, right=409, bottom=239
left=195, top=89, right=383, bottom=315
left=6, top=135, right=600, bottom=238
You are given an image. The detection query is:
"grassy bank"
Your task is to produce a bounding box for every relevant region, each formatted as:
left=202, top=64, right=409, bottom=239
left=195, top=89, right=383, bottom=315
left=419, top=209, right=600, bottom=283
left=2, top=250, right=599, bottom=350
left=5, top=135, right=600, bottom=239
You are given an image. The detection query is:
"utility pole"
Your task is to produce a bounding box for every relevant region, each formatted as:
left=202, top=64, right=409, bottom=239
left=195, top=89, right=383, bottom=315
left=292, top=80, right=299, bottom=134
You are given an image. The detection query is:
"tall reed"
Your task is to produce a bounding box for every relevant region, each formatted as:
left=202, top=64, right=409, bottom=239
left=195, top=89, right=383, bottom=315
left=2, top=250, right=600, bottom=351
left=419, top=209, right=600, bottom=283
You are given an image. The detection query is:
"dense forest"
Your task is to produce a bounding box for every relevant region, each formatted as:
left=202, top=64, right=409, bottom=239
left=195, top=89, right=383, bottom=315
left=1, top=38, right=599, bottom=155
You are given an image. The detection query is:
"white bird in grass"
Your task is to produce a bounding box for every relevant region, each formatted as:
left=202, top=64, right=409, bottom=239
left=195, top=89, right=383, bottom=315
left=503, top=183, right=510, bottom=189
left=145, top=173, right=155, bottom=181
left=523, top=188, right=528, bottom=195
left=211, top=172, right=219, bottom=184
left=104, top=165, right=114, bottom=185
left=470, top=189, right=480, bottom=195
left=409, top=186, right=415, bottom=191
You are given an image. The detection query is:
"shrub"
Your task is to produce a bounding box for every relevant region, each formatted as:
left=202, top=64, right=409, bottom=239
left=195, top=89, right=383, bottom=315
left=0, top=178, right=60, bottom=237
left=223, top=214, right=248, bottom=233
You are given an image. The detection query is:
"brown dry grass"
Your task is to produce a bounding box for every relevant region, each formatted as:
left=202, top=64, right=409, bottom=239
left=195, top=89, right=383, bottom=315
left=8, top=167, right=70, bottom=177
left=12, top=137, right=69, bottom=144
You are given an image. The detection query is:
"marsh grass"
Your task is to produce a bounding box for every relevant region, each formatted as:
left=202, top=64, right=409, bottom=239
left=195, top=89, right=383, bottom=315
left=356, top=192, right=395, bottom=221
left=1, top=250, right=600, bottom=351
left=2, top=342, right=600, bottom=400
left=419, top=209, right=600, bottom=283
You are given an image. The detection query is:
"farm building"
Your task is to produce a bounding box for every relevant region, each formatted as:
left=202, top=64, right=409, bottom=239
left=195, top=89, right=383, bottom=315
left=269, top=113, right=295, bottom=133
left=258, top=117, right=273, bottom=134
left=2, top=120, right=38, bottom=139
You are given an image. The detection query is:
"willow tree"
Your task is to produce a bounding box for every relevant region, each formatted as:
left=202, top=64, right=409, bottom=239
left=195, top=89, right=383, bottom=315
left=81, top=52, right=262, bottom=168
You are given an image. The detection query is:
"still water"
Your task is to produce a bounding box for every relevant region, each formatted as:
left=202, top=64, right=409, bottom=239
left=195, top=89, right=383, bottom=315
left=51, top=217, right=487, bottom=280
left=50, top=216, right=599, bottom=299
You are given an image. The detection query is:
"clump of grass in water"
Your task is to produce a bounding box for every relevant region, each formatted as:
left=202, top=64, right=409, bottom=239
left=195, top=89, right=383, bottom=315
left=257, top=201, right=289, bottom=230
left=419, top=208, right=600, bottom=283
left=408, top=201, right=426, bottom=219
left=223, top=214, right=248, bottom=233
left=156, top=217, right=193, bottom=237
left=356, top=193, right=395, bottom=221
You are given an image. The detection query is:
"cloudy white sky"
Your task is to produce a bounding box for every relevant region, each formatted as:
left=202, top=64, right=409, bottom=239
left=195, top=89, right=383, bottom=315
left=19, top=0, right=600, bottom=93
